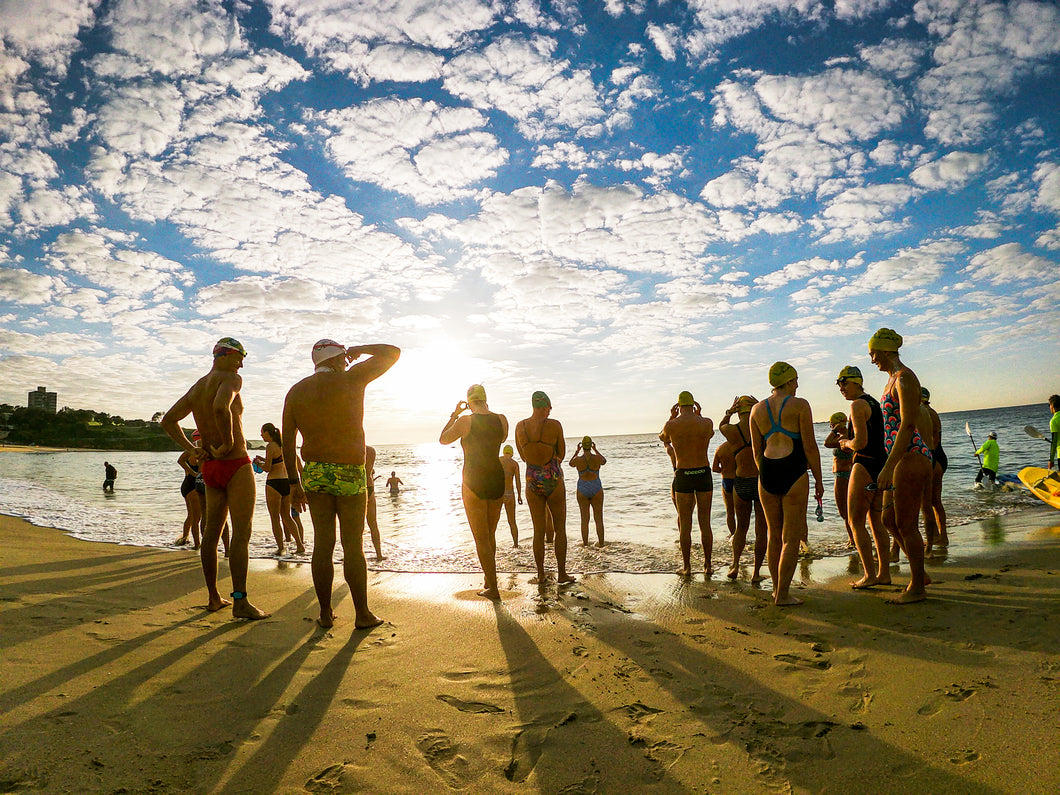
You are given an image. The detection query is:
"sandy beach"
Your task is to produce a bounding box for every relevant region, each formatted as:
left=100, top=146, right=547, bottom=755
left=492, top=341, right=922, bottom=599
left=2, top=509, right=1059, bottom=794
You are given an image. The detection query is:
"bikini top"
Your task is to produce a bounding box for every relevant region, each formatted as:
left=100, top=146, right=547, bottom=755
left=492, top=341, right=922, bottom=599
left=272, top=456, right=283, bottom=465
left=763, top=396, right=800, bottom=442
left=733, top=424, right=752, bottom=455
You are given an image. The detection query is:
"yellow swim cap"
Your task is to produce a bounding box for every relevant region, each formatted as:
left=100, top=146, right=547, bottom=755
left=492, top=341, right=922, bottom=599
left=868, top=327, right=902, bottom=351
left=503, top=444, right=513, bottom=455
left=829, top=411, right=848, bottom=426
left=582, top=436, right=592, bottom=449
left=836, top=365, right=863, bottom=384
left=678, top=390, right=695, bottom=406
left=736, top=395, right=757, bottom=414
left=467, top=384, right=487, bottom=402
left=768, top=361, right=797, bottom=388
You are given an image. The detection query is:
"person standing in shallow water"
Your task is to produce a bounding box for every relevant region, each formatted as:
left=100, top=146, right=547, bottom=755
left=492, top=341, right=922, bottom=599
left=499, top=445, right=522, bottom=547
left=869, top=327, right=933, bottom=604
left=515, top=391, right=574, bottom=585
left=920, top=387, right=948, bottom=551
left=659, top=391, right=715, bottom=577
left=161, top=337, right=268, bottom=620
left=569, top=436, right=606, bottom=547
left=824, top=411, right=855, bottom=547
left=750, top=363, right=823, bottom=606
left=719, top=396, right=766, bottom=583
left=386, top=471, right=403, bottom=495
left=440, top=384, right=508, bottom=599
left=283, top=338, right=399, bottom=629
left=102, top=461, right=116, bottom=492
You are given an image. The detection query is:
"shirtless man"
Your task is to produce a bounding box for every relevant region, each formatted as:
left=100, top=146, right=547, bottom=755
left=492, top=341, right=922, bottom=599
left=385, top=472, right=403, bottom=495
left=711, top=437, right=736, bottom=538
left=515, top=391, right=573, bottom=584
left=500, top=444, right=522, bottom=547
left=659, top=391, right=715, bottom=577
left=161, top=337, right=268, bottom=619
left=283, top=339, right=399, bottom=629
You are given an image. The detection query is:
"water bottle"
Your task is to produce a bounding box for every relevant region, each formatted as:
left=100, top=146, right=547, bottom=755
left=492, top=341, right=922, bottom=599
left=815, top=496, right=824, bottom=522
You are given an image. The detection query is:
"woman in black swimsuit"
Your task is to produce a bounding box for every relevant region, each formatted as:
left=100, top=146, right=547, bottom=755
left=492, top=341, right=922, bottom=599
left=254, top=423, right=304, bottom=556
left=175, top=434, right=203, bottom=548
left=719, top=396, right=766, bottom=583
left=440, top=384, right=509, bottom=600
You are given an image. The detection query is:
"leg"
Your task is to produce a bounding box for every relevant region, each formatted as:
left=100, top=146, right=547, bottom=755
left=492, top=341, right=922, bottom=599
left=847, top=467, right=883, bottom=588
left=577, top=490, right=591, bottom=545
left=336, top=493, right=383, bottom=628
left=836, top=477, right=853, bottom=545
left=590, top=489, right=605, bottom=546
left=695, top=489, right=713, bottom=574
left=889, top=453, right=932, bottom=604
left=178, top=491, right=196, bottom=544
left=728, top=494, right=751, bottom=578
left=366, top=493, right=382, bottom=559
left=265, top=485, right=285, bottom=555
left=932, top=465, right=948, bottom=546
left=200, top=485, right=230, bottom=611
left=751, top=498, right=767, bottom=582
left=758, top=484, right=783, bottom=590
left=462, top=483, right=499, bottom=598
left=722, top=488, right=735, bottom=537
left=547, top=485, right=573, bottom=583
left=673, top=492, right=696, bottom=576
left=774, top=475, right=809, bottom=606
left=281, top=494, right=305, bottom=554
left=526, top=488, right=549, bottom=583
left=307, top=492, right=338, bottom=627
left=504, top=494, right=519, bottom=546
left=225, top=465, right=268, bottom=619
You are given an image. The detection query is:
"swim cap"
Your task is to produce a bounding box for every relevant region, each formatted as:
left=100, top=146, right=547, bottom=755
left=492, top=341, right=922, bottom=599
left=988, top=431, right=997, bottom=439
left=768, top=361, right=797, bottom=388
left=213, top=337, right=246, bottom=358
left=868, top=327, right=902, bottom=351
left=677, top=390, right=695, bottom=406
left=836, top=365, right=863, bottom=384
left=467, top=384, right=487, bottom=403
left=191, top=429, right=201, bottom=440
left=582, top=436, right=592, bottom=449
left=736, top=395, right=757, bottom=414
left=532, top=391, right=551, bottom=408
left=312, top=339, right=345, bottom=365
left=921, top=387, right=930, bottom=401
left=829, top=412, right=847, bottom=426
left=503, top=444, right=513, bottom=455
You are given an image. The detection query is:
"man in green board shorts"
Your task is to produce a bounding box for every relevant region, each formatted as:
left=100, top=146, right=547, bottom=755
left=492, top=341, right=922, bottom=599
left=283, top=339, right=399, bottom=630
left=1049, top=395, right=1060, bottom=471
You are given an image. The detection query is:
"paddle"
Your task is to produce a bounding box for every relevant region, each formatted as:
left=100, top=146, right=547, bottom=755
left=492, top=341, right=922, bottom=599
left=1024, top=425, right=1048, bottom=441
left=965, top=421, right=982, bottom=466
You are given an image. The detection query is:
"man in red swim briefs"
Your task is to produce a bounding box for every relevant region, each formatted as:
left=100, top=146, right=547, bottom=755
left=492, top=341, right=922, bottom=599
left=162, top=337, right=268, bottom=619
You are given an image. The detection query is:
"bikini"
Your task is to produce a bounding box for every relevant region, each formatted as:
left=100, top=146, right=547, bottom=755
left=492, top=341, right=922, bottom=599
left=576, top=461, right=603, bottom=498
left=757, top=396, right=808, bottom=496
left=850, top=394, right=887, bottom=482
left=265, top=453, right=290, bottom=496
left=201, top=456, right=251, bottom=490
left=461, top=413, right=506, bottom=500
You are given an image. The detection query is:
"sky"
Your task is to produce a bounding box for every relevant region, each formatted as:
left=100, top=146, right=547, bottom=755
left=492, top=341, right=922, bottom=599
left=1, top=0, right=1058, bottom=445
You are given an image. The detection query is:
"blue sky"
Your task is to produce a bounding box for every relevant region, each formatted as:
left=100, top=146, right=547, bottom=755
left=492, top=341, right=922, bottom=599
left=1, top=0, right=1058, bottom=444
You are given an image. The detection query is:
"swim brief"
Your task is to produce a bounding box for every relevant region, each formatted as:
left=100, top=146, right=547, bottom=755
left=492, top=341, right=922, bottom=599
left=302, top=461, right=367, bottom=497
left=721, top=477, right=735, bottom=494
left=266, top=477, right=291, bottom=497
left=673, top=467, right=713, bottom=494
left=201, top=456, right=251, bottom=490
left=733, top=475, right=759, bottom=503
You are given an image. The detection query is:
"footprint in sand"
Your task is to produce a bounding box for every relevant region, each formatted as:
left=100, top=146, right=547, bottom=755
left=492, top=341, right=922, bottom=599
left=504, top=713, right=578, bottom=783
left=644, top=740, right=686, bottom=781
left=949, top=749, right=981, bottom=765
left=305, top=762, right=359, bottom=793
left=773, top=653, right=831, bottom=670
left=436, top=694, right=505, bottom=714
left=616, top=702, right=664, bottom=722
left=416, top=730, right=472, bottom=789
left=917, top=684, right=977, bottom=716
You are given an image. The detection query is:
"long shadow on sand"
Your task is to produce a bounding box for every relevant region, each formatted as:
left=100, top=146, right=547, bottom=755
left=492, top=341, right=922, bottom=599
left=492, top=601, right=691, bottom=792
left=568, top=578, right=1004, bottom=794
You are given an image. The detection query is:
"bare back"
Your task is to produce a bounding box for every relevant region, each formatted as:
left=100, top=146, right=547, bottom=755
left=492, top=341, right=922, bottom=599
left=516, top=416, right=564, bottom=466
left=660, top=413, right=714, bottom=469
left=185, top=370, right=247, bottom=460
left=284, top=372, right=367, bottom=464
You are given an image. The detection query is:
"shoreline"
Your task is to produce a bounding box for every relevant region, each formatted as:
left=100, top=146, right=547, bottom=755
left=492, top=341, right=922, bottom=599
left=3, top=510, right=1059, bottom=793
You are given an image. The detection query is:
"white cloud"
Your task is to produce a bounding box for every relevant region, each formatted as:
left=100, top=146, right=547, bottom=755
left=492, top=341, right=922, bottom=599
left=753, top=255, right=860, bottom=290
left=310, top=98, right=506, bottom=204
left=0, top=267, right=66, bottom=304
left=1033, top=161, right=1060, bottom=214
left=859, top=37, right=927, bottom=80
left=47, top=229, right=194, bottom=297
left=909, top=150, right=990, bottom=189
left=0, top=0, right=99, bottom=78
left=831, top=238, right=963, bottom=297
left=963, top=242, right=1057, bottom=285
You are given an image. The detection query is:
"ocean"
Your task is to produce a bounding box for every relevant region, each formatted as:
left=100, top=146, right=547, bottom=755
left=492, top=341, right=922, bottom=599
left=0, top=403, right=1049, bottom=575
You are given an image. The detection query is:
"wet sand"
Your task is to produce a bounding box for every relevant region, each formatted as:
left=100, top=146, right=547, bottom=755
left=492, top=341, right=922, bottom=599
left=2, top=509, right=1059, bottom=794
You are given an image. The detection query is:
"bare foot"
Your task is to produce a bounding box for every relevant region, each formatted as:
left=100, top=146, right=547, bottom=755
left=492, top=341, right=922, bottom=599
left=726, top=565, right=739, bottom=580
left=704, top=565, right=714, bottom=576
left=887, top=588, right=926, bottom=605
left=233, top=599, right=269, bottom=620
left=206, top=596, right=232, bottom=612
left=317, top=611, right=336, bottom=629
left=851, top=577, right=880, bottom=589
left=751, top=572, right=765, bottom=583
left=774, top=593, right=804, bottom=606
left=512, top=542, right=520, bottom=548
left=924, top=573, right=933, bottom=585
left=558, top=574, right=577, bottom=585
left=529, top=573, right=551, bottom=585
left=354, top=614, right=385, bottom=629
left=677, top=567, right=692, bottom=577
left=596, top=541, right=605, bottom=548
left=477, top=587, right=501, bottom=600
left=174, top=536, right=189, bottom=546
left=274, top=547, right=285, bottom=557
left=296, top=546, right=306, bottom=555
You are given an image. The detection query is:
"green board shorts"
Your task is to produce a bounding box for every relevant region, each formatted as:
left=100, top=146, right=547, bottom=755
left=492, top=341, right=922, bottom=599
left=301, top=461, right=367, bottom=497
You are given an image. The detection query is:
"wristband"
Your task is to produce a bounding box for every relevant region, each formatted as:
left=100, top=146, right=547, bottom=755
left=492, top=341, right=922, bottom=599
left=231, top=591, right=246, bottom=599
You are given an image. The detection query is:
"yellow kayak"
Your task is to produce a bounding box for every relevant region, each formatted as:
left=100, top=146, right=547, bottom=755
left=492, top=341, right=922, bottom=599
left=1018, top=467, right=1060, bottom=510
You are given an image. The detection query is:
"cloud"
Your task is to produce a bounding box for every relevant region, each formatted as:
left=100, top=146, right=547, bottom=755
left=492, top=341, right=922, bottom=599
left=47, top=229, right=194, bottom=297
left=963, top=242, right=1057, bottom=285
left=0, top=0, right=99, bottom=78
left=858, top=37, right=927, bottom=80
left=309, top=98, right=507, bottom=204
left=753, top=255, right=861, bottom=290
left=0, top=267, right=66, bottom=304
left=909, top=150, right=990, bottom=189
left=830, top=239, right=964, bottom=298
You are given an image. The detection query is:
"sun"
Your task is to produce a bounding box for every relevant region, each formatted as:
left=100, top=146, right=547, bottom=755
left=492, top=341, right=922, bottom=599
left=373, top=341, right=496, bottom=418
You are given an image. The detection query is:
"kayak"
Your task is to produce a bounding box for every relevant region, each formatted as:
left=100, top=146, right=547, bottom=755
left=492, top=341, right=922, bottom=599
left=1018, top=467, right=1060, bottom=510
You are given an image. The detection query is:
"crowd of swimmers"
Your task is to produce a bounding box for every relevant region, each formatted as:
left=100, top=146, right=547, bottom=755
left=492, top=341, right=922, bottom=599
left=159, top=328, right=1058, bottom=626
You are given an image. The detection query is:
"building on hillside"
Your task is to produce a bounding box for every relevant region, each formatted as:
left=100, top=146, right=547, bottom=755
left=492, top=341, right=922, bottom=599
left=28, top=386, right=57, bottom=414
